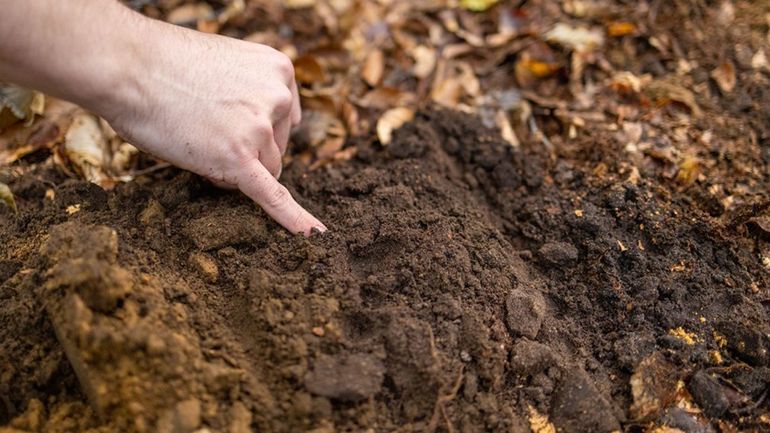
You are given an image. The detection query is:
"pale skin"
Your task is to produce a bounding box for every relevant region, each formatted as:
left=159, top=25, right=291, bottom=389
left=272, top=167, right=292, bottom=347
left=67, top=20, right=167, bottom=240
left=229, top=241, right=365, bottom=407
left=0, top=0, right=327, bottom=235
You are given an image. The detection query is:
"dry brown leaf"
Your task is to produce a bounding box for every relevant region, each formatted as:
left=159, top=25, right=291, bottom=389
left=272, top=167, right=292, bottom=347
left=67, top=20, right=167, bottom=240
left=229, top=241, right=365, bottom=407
left=281, top=0, right=315, bottom=9
left=294, top=55, right=326, bottom=84
left=0, top=97, right=78, bottom=164
left=495, top=110, right=519, bottom=147
left=676, top=156, right=700, bottom=186
left=357, top=87, right=416, bottom=110
left=0, top=182, right=17, bottom=214
left=376, top=107, right=414, bottom=145
left=460, top=0, right=500, bottom=12
left=644, top=79, right=701, bottom=117
left=362, top=49, right=385, bottom=87
left=545, top=23, right=604, bottom=52
left=711, top=61, right=736, bottom=93
left=411, top=45, right=437, bottom=79
left=0, top=84, right=45, bottom=130
left=607, top=21, right=636, bottom=37
left=64, top=112, right=109, bottom=185
left=217, top=0, right=245, bottom=24
left=316, top=136, right=345, bottom=160
left=629, top=352, right=680, bottom=420
left=167, top=3, right=214, bottom=25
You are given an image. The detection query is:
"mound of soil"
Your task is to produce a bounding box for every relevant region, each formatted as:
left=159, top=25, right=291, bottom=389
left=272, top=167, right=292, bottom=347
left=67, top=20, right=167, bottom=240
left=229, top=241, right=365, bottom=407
left=2, top=107, right=769, bottom=432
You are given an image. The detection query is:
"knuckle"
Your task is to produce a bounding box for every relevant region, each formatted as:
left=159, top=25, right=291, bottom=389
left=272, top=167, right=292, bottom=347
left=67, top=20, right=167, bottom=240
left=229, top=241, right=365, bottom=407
left=275, top=53, right=295, bottom=76
left=265, top=183, right=291, bottom=208
left=274, top=88, right=293, bottom=114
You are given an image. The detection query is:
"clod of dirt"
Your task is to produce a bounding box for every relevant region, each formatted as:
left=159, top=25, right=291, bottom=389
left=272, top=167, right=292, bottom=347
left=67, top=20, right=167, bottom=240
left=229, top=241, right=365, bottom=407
left=550, top=369, right=621, bottom=433
left=505, top=288, right=546, bottom=339
left=537, top=241, right=579, bottom=266
left=688, top=371, right=730, bottom=418
left=189, top=252, right=219, bottom=283
left=716, top=321, right=769, bottom=366
left=510, top=339, right=559, bottom=376
left=182, top=206, right=268, bottom=250
left=303, top=353, right=385, bottom=402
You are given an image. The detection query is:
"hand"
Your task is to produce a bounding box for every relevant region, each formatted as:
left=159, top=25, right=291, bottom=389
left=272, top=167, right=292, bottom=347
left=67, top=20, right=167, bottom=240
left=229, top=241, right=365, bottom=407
left=100, top=20, right=326, bottom=236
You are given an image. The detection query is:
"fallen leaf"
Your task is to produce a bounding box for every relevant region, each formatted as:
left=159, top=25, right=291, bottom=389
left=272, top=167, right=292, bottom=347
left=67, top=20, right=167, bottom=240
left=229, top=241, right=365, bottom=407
left=411, top=45, right=437, bottom=79
left=0, top=182, right=17, bottom=214
left=64, top=112, right=109, bottom=185
left=676, top=156, right=700, bottom=185
left=545, top=23, right=604, bottom=52
left=0, top=84, right=45, bottom=130
left=495, top=110, right=519, bottom=147
left=607, top=21, right=636, bottom=37
left=630, top=352, right=680, bottom=420
left=644, top=79, right=702, bottom=117
left=460, top=0, right=500, bottom=12
left=294, top=55, right=326, bottom=84
left=751, top=50, right=769, bottom=71
left=711, top=62, right=736, bottom=93
left=217, top=0, right=245, bottom=24
left=166, top=3, right=214, bottom=25
left=282, top=0, right=316, bottom=10
left=376, top=107, right=414, bottom=145
left=357, top=87, right=416, bottom=109
left=362, top=49, right=385, bottom=87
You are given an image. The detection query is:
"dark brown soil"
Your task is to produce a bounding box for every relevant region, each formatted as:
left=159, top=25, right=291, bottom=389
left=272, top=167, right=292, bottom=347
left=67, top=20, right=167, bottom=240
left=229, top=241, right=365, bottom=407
left=3, top=0, right=770, bottom=432
left=2, top=103, right=770, bottom=432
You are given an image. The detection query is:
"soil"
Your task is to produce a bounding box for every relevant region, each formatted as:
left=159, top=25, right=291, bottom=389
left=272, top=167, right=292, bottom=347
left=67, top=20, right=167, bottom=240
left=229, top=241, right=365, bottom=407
left=2, top=1, right=770, bottom=433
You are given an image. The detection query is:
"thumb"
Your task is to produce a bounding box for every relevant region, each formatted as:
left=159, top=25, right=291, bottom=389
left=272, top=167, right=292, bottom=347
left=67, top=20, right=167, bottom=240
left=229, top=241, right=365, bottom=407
left=237, top=160, right=327, bottom=236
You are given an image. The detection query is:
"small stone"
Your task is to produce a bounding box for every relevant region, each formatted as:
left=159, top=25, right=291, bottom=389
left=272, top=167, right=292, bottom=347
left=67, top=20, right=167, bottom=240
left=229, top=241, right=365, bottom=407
left=537, top=241, right=579, bottom=266
left=304, top=353, right=384, bottom=402
left=312, top=326, right=325, bottom=337
left=551, top=369, right=621, bottom=433
left=688, top=370, right=729, bottom=417
left=139, top=199, right=165, bottom=226
left=510, top=339, right=557, bottom=375
left=173, top=398, right=202, bottom=433
left=189, top=253, right=219, bottom=283
left=505, top=288, right=546, bottom=339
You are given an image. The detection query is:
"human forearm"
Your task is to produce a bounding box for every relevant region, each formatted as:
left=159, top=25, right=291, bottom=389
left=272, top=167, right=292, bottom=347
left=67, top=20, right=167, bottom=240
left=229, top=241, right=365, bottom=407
left=0, top=0, right=146, bottom=115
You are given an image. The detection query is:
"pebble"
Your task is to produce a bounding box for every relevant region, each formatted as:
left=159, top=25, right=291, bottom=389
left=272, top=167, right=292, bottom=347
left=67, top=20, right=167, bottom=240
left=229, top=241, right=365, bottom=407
left=304, top=353, right=384, bottom=402
left=551, top=369, right=621, bottom=433
left=510, top=339, right=557, bottom=375
left=537, top=241, right=579, bottom=266
left=688, top=370, right=729, bottom=417
left=189, top=253, right=219, bottom=283
left=173, top=398, right=201, bottom=432
left=505, top=288, right=546, bottom=339
left=139, top=199, right=165, bottom=226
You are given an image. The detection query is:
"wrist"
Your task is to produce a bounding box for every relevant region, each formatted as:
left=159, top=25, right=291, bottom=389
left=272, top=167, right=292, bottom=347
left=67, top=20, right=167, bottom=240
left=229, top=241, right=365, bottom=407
left=79, top=7, right=157, bottom=123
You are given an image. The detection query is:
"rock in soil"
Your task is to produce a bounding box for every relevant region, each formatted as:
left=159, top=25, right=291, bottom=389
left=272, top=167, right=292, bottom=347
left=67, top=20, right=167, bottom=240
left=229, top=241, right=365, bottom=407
left=303, top=353, right=385, bottom=402
left=688, top=371, right=730, bottom=418
left=505, top=288, right=546, bottom=339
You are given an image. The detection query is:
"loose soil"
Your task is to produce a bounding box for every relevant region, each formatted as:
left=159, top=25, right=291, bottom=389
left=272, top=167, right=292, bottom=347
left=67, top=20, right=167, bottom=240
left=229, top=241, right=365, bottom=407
left=2, top=1, right=770, bottom=433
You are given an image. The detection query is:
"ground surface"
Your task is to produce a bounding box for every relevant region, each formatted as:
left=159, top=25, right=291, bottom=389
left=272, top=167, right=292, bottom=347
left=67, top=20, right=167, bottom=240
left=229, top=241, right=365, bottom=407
left=1, top=0, right=770, bottom=432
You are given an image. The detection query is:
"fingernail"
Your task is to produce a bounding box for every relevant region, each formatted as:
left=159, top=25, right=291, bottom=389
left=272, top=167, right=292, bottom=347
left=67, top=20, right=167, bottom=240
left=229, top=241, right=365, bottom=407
left=311, top=225, right=327, bottom=235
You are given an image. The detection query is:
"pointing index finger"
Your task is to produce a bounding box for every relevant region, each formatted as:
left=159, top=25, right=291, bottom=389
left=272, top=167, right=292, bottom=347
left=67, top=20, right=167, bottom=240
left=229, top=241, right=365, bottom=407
left=238, top=160, right=326, bottom=236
